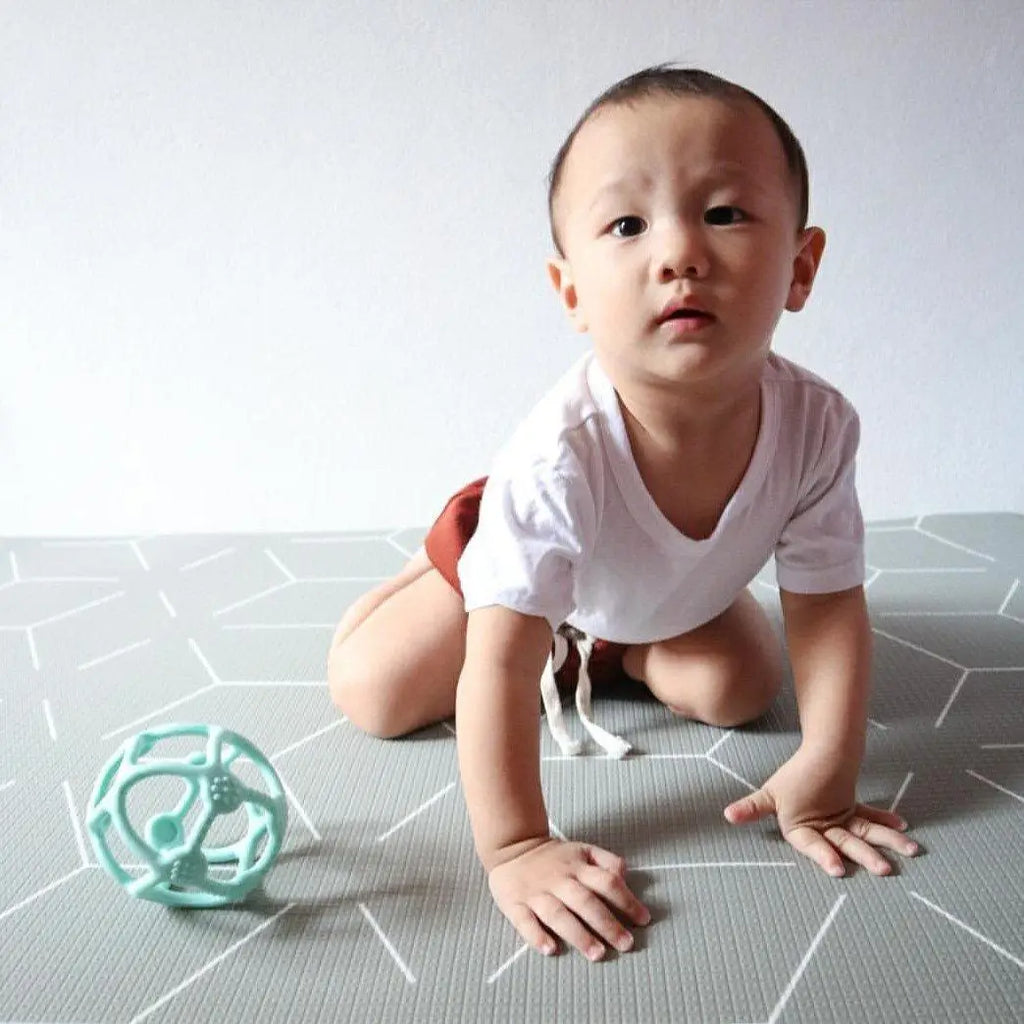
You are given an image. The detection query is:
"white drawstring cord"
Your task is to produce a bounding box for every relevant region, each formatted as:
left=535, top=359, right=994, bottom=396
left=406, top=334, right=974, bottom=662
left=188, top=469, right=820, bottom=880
left=540, top=629, right=632, bottom=759
left=539, top=632, right=582, bottom=756
left=574, top=634, right=632, bottom=759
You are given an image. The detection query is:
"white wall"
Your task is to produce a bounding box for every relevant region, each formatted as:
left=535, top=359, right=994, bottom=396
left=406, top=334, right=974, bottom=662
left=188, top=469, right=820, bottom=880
left=3, top=0, right=1022, bottom=536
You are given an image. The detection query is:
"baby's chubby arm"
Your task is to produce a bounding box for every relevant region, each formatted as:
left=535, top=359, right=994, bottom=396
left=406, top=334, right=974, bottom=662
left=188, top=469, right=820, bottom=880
left=457, top=606, right=650, bottom=959
left=724, top=585, right=920, bottom=875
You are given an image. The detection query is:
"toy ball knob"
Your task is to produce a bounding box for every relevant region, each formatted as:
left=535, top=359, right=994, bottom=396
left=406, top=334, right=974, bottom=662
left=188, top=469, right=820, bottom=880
left=86, top=723, right=287, bottom=908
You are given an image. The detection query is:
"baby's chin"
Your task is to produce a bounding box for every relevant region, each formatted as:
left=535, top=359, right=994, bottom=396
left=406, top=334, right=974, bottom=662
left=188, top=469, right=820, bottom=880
left=598, top=344, right=770, bottom=393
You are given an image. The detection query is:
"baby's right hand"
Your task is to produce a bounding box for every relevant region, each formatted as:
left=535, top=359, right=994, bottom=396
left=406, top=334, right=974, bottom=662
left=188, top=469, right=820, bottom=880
left=487, top=837, right=651, bottom=961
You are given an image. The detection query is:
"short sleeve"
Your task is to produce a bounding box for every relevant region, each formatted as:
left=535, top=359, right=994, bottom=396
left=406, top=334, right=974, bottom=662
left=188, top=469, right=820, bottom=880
left=457, top=461, right=597, bottom=633
left=774, top=403, right=866, bottom=594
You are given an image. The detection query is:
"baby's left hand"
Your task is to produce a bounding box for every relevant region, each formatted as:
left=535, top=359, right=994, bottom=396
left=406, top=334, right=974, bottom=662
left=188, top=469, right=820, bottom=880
left=722, top=745, right=920, bottom=876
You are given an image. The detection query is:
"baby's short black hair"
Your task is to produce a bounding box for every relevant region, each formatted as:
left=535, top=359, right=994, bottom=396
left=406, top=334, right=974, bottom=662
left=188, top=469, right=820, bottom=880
left=547, top=64, right=810, bottom=257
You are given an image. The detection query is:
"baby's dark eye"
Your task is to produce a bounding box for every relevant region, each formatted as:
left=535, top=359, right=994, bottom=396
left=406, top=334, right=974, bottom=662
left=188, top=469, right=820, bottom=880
left=609, top=216, right=646, bottom=238
left=705, top=206, right=746, bottom=225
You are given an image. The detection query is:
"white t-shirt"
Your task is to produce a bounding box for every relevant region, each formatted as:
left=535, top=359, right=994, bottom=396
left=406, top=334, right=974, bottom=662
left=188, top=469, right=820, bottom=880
left=457, top=350, right=865, bottom=645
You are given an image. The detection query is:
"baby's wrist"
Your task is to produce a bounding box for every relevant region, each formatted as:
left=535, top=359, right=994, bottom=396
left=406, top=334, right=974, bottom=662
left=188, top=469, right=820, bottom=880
left=481, top=834, right=552, bottom=874
left=796, top=732, right=864, bottom=766
left=797, top=708, right=866, bottom=759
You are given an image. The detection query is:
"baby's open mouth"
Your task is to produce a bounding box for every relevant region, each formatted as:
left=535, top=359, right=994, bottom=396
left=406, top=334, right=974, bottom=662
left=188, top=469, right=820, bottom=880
left=660, top=308, right=715, bottom=323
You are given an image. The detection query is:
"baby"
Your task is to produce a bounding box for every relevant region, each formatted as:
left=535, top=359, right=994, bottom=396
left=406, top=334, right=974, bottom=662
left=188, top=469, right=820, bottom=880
left=328, top=64, right=920, bottom=962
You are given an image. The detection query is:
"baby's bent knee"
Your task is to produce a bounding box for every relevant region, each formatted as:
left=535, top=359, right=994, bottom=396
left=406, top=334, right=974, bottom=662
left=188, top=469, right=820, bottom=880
left=675, top=667, right=782, bottom=728
left=328, top=647, right=405, bottom=739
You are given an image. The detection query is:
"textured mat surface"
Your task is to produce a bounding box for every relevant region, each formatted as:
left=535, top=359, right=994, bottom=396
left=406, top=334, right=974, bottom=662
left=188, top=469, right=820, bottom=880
left=1, top=513, right=1022, bottom=1023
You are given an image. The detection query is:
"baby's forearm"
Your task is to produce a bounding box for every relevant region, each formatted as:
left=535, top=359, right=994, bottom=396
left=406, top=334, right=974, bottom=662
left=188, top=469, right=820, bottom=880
left=457, top=662, right=549, bottom=870
left=780, top=586, right=872, bottom=760
left=456, top=607, right=556, bottom=872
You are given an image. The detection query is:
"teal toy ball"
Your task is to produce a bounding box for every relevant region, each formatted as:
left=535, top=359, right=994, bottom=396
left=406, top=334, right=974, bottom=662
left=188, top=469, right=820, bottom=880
left=86, top=723, right=287, bottom=907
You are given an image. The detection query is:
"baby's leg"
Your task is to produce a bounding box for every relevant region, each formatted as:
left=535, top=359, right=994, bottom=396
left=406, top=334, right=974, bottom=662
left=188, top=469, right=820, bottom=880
left=621, top=589, right=783, bottom=728
left=329, top=546, right=434, bottom=650
left=328, top=548, right=467, bottom=738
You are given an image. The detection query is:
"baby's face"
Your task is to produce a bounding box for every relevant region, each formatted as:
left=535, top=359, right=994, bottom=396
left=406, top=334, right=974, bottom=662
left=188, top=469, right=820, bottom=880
left=547, top=95, right=824, bottom=394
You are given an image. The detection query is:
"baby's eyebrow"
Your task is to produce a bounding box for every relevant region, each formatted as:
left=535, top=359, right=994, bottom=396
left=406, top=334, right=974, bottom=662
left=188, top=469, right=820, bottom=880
left=586, top=163, right=770, bottom=211
left=586, top=175, right=652, bottom=212
left=704, top=162, right=773, bottom=190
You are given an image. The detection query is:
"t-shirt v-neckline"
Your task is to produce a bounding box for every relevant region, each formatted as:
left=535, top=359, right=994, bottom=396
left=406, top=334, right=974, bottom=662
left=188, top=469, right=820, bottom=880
left=587, top=356, right=779, bottom=551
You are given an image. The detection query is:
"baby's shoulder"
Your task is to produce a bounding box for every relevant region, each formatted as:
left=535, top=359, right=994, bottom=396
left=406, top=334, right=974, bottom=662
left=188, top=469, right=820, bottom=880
left=761, top=353, right=862, bottom=484
left=493, top=353, right=606, bottom=480
left=763, top=352, right=858, bottom=424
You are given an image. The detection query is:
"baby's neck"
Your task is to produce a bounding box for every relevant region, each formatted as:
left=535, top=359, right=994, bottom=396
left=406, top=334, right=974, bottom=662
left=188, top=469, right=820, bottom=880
left=615, top=371, right=765, bottom=541
left=615, top=369, right=763, bottom=457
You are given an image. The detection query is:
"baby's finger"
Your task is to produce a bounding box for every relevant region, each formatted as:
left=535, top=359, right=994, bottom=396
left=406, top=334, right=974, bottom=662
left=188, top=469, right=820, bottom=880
left=533, top=894, right=607, bottom=962
left=785, top=825, right=845, bottom=876
left=855, top=802, right=909, bottom=831
left=586, top=844, right=628, bottom=876
left=847, top=817, right=920, bottom=858
left=577, top=863, right=651, bottom=926
left=824, top=827, right=892, bottom=876
left=506, top=903, right=558, bottom=957
left=559, top=879, right=635, bottom=954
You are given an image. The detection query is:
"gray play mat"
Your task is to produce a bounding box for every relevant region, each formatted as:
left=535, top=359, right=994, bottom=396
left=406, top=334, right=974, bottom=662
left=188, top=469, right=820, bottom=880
left=1, top=512, right=1022, bottom=1022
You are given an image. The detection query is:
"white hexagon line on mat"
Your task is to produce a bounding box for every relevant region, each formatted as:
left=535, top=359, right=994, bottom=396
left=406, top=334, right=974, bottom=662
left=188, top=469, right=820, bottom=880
left=0, top=549, right=120, bottom=587
left=125, top=902, right=298, bottom=1024
left=99, top=637, right=326, bottom=740
left=872, top=578, right=1022, bottom=622
left=736, top=894, right=848, bottom=1024
left=965, top=769, right=1024, bottom=806
left=211, top=544, right=398, bottom=617
left=0, top=865, right=91, bottom=925
left=910, top=892, right=1024, bottom=972
left=357, top=901, right=416, bottom=984
left=43, top=537, right=152, bottom=570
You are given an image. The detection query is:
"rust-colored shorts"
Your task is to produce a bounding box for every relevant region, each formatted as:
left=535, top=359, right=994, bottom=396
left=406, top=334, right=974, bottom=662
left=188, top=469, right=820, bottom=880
left=423, top=476, right=632, bottom=689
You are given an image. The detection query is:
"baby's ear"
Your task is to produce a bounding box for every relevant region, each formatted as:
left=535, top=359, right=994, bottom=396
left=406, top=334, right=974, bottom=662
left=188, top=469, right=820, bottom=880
left=785, top=227, right=826, bottom=313
left=546, top=257, right=589, bottom=333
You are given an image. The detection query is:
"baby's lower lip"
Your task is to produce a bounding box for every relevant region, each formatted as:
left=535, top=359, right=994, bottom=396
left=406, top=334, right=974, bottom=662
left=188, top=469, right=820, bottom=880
left=660, top=314, right=715, bottom=333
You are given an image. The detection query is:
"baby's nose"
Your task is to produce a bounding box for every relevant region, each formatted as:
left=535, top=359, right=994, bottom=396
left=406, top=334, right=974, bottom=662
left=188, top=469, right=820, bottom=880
left=657, top=223, right=709, bottom=279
